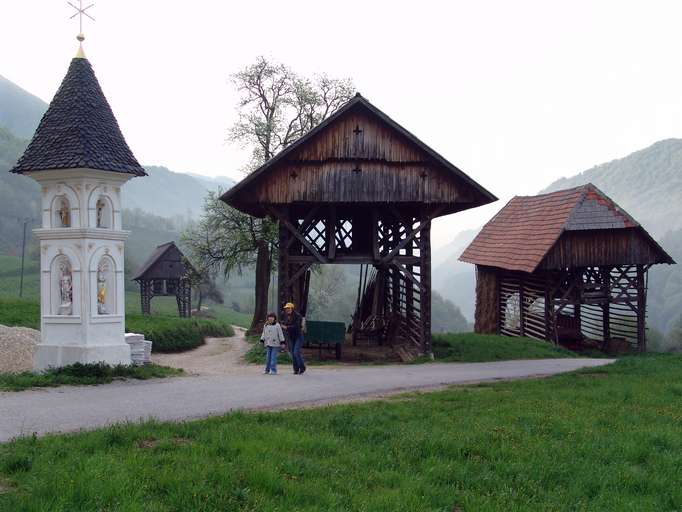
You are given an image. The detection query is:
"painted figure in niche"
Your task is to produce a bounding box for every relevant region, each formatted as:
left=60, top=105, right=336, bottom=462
left=97, top=261, right=109, bottom=314
left=58, top=261, right=73, bottom=315
left=96, top=198, right=105, bottom=228
left=58, top=198, right=70, bottom=227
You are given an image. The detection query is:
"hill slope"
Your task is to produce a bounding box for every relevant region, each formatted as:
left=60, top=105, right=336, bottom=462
left=0, top=75, right=48, bottom=139
left=123, top=166, right=233, bottom=219
left=542, top=139, right=682, bottom=238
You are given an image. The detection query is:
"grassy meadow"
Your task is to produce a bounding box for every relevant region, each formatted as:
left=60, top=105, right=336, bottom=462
left=1, top=355, right=681, bottom=510
left=430, top=332, right=579, bottom=362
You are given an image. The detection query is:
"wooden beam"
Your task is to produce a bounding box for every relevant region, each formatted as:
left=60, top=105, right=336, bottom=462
left=285, top=262, right=313, bottom=287
left=267, top=206, right=328, bottom=264
left=371, top=209, right=379, bottom=260
left=393, top=263, right=425, bottom=293
left=379, top=206, right=444, bottom=265
left=285, top=206, right=319, bottom=250
left=328, top=205, right=337, bottom=260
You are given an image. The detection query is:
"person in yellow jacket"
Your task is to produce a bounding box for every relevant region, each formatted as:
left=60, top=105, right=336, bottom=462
left=281, top=302, right=306, bottom=375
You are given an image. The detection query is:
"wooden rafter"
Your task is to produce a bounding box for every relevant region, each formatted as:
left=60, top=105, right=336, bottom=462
left=267, top=206, right=328, bottom=263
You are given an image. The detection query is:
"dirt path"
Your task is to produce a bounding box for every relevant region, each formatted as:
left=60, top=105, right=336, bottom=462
left=151, top=327, right=258, bottom=375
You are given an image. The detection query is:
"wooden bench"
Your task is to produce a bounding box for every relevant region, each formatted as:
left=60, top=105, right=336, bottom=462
left=304, top=320, right=346, bottom=360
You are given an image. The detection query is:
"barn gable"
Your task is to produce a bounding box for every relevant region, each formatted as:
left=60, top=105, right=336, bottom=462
left=459, top=184, right=674, bottom=273
left=221, top=94, right=496, bottom=217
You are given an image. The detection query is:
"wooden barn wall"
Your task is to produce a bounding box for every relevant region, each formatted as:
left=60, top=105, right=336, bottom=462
left=474, top=265, right=498, bottom=334
left=540, top=229, right=664, bottom=270
left=242, top=111, right=476, bottom=206
left=137, top=246, right=186, bottom=280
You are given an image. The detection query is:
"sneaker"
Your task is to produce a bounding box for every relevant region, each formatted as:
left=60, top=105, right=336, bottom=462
left=270, top=371, right=277, bottom=375
left=299, top=367, right=306, bottom=375
left=293, top=369, right=300, bottom=375
left=263, top=370, right=270, bottom=374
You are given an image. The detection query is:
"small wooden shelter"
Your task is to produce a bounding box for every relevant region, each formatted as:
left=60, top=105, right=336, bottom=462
left=460, top=184, right=674, bottom=351
left=221, top=94, right=496, bottom=354
left=132, top=242, right=193, bottom=317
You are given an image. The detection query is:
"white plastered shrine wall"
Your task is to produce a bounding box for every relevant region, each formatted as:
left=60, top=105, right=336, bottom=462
left=30, top=168, right=133, bottom=370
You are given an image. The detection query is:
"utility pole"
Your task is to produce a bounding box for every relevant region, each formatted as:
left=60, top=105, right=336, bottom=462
left=19, top=218, right=29, bottom=298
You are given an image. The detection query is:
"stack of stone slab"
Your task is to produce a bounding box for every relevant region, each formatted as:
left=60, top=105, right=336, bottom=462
left=124, top=333, right=153, bottom=366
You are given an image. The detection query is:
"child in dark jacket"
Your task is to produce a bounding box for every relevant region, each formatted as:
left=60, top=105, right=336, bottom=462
left=260, top=313, right=286, bottom=375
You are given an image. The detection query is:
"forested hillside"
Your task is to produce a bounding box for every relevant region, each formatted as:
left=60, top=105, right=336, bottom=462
left=542, top=139, right=682, bottom=238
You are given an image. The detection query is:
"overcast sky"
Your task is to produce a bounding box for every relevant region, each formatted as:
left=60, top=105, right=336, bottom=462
left=2, top=0, right=681, bottom=248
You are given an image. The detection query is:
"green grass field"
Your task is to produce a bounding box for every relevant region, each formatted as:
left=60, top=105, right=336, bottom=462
left=430, top=332, right=578, bottom=362
left=1, top=355, right=680, bottom=510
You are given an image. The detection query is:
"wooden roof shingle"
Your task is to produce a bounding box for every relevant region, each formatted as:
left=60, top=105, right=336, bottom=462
left=11, top=57, right=146, bottom=176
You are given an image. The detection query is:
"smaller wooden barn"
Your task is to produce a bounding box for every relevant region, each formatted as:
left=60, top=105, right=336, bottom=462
left=132, top=242, right=194, bottom=317
left=460, top=184, right=674, bottom=351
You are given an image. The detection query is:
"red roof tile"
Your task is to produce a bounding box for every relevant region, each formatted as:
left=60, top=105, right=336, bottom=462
left=458, top=184, right=664, bottom=273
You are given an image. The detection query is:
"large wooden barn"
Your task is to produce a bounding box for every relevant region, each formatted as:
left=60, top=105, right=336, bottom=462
left=460, top=184, right=674, bottom=351
left=221, top=94, right=496, bottom=354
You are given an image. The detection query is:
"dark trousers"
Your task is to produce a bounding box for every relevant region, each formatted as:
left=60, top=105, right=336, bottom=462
left=291, top=334, right=305, bottom=372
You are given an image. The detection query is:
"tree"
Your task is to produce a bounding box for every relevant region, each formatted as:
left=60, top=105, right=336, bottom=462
left=182, top=191, right=276, bottom=331
left=181, top=254, right=224, bottom=314
left=184, top=57, right=354, bottom=333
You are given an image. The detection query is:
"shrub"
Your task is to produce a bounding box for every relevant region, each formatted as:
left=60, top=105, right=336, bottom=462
left=0, top=362, right=182, bottom=392
left=126, top=314, right=234, bottom=353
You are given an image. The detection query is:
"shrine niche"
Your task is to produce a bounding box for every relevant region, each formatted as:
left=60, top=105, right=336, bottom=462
left=96, top=256, right=116, bottom=315
left=95, top=195, right=113, bottom=228
left=51, top=255, right=74, bottom=315
left=53, top=196, right=71, bottom=228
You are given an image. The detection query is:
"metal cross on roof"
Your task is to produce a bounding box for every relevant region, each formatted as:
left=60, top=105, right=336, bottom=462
left=68, top=0, right=95, bottom=41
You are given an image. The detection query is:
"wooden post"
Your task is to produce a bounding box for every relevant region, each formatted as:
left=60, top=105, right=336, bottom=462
left=277, top=220, right=290, bottom=312
left=519, top=277, right=526, bottom=338
left=636, top=264, right=646, bottom=352
left=601, top=266, right=611, bottom=348
left=420, top=213, right=432, bottom=355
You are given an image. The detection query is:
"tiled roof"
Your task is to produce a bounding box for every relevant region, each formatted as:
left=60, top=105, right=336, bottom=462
left=10, top=57, right=146, bottom=176
left=459, top=184, right=659, bottom=273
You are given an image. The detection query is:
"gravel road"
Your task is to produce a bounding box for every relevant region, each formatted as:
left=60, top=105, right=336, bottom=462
left=0, top=358, right=613, bottom=442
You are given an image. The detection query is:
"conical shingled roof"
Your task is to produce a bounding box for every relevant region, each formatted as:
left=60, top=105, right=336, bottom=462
left=10, top=56, right=146, bottom=176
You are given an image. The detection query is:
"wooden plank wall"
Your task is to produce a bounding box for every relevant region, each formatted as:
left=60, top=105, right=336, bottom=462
left=541, top=230, right=665, bottom=269
left=244, top=111, right=473, bottom=206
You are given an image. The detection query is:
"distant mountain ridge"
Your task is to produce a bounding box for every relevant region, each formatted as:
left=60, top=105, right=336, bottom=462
left=542, top=139, right=682, bottom=238
left=0, top=74, right=48, bottom=139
